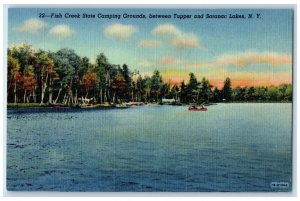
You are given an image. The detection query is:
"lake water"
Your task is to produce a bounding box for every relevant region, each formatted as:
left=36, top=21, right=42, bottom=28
left=6, top=103, right=292, bottom=192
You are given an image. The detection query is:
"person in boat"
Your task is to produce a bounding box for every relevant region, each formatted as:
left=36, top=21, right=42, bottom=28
left=201, top=105, right=205, bottom=109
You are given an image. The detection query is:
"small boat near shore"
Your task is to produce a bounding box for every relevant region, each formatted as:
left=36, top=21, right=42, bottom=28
left=188, top=106, right=207, bottom=111
left=125, top=102, right=144, bottom=106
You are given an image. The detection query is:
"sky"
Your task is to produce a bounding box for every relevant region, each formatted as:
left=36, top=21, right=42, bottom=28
left=8, top=8, right=293, bottom=88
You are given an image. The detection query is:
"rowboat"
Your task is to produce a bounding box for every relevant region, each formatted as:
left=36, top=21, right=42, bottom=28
left=188, top=106, right=207, bottom=111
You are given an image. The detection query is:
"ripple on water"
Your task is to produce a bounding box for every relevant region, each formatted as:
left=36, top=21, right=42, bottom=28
left=6, top=104, right=292, bottom=191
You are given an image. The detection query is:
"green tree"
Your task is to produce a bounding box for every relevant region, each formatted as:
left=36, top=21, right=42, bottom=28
left=171, top=85, right=180, bottom=102
left=11, top=43, right=35, bottom=72
left=143, top=76, right=152, bottom=102
left=121, top=64, right=132, bottom=100
left=277, top=84, right=292, bottom=101
left=150, top=70, right=163, bottom=102
left=199, top=77, right=212, bottom=103
left=245, top=87, right=255, bottom=101
left=266, top=86, right=278, bottom=101
left=161, top=82, right=170, bottom=99
left=7, top=53, right=20, bottom=103
left=180, top=81, right=187, bottom=103
left=136, top=75, right=144, bottom=102
left=52, top=49, right=81, bottom=105
left=95, top=53, right=111, bottom=103
left=253, top=87, right=267, bottom=101
left=130, top=70, right=139, bottom=102
left=222, top=77, right=232, bottom=101
left=36, top=51, right=59, bottom=104
left=284, top=84, right=292, bottom=101
left=233, top=87, right=246, bottom=101
left=80, top=57, right=91, bottom=77
left=187, top=73, right=198, bottom=103
left=211, top=87, right=221, bottom=102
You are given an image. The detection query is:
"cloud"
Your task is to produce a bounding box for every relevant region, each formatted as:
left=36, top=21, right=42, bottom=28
left=137, top=59, right=153, bottom=67
left=152, top=23, right=201, bottom=49
left=152, top=24, right=182, bottom=36
left=104, top=23, right=137, bottom=40
left=171, top=34, right=201, bottom=49
left=14, top=18, right=48, bottom=34
left=189, top=51, right=292, bottom=68
left=213, top=51, right=292, bottom=67
left=49, top=25, right=75, bottom=38
left=159, top=57, right=181, bottom=65
left=138, top=39, right=161, bottom=48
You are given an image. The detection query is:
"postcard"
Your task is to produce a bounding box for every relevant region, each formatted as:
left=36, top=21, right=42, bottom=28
left=6, top=6, right=293, bottom=192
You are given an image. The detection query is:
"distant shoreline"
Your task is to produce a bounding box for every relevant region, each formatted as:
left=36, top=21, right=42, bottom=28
left=7, top=101, right=292, bottom=109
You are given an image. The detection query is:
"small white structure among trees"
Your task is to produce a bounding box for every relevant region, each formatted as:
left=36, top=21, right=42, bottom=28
left=162, top=98, right=176, bottom=104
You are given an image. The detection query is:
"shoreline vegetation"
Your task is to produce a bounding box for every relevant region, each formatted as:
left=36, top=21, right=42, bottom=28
left=7, top=43, right=292, bottom=109
left=7, top=101, right=292, bottom=109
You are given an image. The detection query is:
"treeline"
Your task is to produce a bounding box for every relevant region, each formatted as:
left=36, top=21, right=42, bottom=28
left=7, top=43, right=292, bottom=105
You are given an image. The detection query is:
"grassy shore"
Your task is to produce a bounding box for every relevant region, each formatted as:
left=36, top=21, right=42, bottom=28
left=7, top=102, right=137, bottom=109
left=7, top=103, right=50, bottom=108
left=7, top=103, right=113, bottom=108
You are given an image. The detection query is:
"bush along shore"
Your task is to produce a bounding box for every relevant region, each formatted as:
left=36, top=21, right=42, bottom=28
left=7, top=43, right=292, bottom=108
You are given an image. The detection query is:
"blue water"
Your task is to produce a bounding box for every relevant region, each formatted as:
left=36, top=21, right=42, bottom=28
left=6, top=103, right=292, bottom=192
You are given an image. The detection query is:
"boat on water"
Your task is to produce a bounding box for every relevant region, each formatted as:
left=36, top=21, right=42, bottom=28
left=125, top=102, right=144, bottom=106
left=188, top=106, right=207, bottom=111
